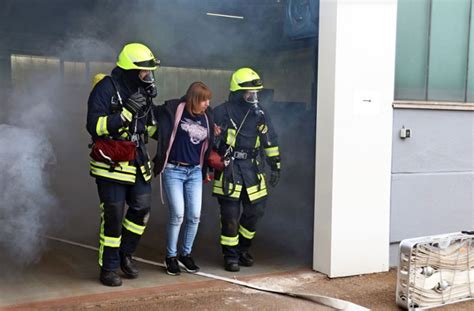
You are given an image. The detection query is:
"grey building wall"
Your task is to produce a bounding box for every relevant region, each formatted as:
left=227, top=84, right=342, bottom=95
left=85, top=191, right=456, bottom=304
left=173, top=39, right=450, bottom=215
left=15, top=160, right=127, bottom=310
left=389, top=108, right=474, bottom=265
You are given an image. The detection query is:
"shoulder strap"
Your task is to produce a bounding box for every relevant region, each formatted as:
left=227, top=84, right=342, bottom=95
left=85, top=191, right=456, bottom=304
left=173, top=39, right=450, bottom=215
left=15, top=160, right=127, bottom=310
left=108, top=76, right=123, bottom=106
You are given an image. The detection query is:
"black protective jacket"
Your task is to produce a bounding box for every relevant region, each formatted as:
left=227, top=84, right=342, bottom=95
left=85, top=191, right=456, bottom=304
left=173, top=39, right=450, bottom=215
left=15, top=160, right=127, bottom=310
left=212, top=97, right=280, bottom=203
left=86, top=67, right=157, bottom=184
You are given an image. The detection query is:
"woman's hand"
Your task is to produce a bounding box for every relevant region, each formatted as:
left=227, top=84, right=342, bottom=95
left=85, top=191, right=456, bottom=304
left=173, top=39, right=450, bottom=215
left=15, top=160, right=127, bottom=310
left=214, top=124, right=222, bottom=136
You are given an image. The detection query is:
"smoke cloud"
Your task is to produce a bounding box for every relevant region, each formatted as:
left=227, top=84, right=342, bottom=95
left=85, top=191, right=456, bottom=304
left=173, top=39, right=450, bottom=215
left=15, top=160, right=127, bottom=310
left=0, top=73, right=60, bottom=269
left=0, top=125, right=56, bottom=267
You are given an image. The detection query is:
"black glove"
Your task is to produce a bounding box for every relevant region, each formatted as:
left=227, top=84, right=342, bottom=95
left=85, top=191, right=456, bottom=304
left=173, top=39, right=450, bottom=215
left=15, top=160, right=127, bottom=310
left=124, top=92, right=147, bottom=116
left=269, top=170, right=280, bottom=187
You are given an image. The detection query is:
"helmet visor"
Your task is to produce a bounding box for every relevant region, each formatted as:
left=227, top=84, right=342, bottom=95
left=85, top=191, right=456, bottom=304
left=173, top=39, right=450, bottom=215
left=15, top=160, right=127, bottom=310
left=239, top=79, right=263, bottom=88
left=133, top=58, right=160, bottom=69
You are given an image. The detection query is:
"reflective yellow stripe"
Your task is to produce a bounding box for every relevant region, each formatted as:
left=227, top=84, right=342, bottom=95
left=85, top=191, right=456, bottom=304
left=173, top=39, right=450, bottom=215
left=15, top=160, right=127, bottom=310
left=91, top=168, right=136, bottom=183
left=213, top=176, right=242, bottom=199
left=264, top=146, right=279, bottom=157
left=90, top=160, right=137, bottom=174
left=258, top=124, right=268, bottom=134
left=123, top=218, right=146, bottom=235
left=246, top=173, right=268, bottom=202
left=247, top=174, right=267, bottom=193
left=220, top=235, right=239, bottom=246
left=255, top=135, right=261, bottom=148
left=147, top=125, right=157, bottom=137
left=140, top=163, right=152, bottom=182
left=239, top=225, right=256, bottom=239
left=96, top=116, right=109, bottom=136
left=90, top=160, right=138, bottom=183
left=121, top=108, right=133, bottom=122
left=248, top=188, right=268, bottom=201
left=119, top=126, right=129, bottom=139
left=226, top=129, right=237, bottom=147
left=100, top=234, right=121, bottom=247
left=99, top=203, right=105, bottom=266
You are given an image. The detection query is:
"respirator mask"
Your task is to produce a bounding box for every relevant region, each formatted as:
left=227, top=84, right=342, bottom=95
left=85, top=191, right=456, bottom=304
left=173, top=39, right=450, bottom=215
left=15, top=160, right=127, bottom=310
left=244, top=90, right=264, bottom=117
left=139, top=70, right=158, bottom=98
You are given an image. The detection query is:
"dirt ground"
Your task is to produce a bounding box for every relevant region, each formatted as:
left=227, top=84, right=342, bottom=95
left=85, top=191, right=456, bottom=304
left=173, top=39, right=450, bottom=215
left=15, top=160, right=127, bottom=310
left=8, top=268, right=474, bottom=311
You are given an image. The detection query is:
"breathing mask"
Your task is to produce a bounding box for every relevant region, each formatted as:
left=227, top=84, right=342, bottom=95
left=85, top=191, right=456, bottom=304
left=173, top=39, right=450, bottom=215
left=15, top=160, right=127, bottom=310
left=244, top=90, right=264, bottom=117
left=139, top=70, right=158, bottom=98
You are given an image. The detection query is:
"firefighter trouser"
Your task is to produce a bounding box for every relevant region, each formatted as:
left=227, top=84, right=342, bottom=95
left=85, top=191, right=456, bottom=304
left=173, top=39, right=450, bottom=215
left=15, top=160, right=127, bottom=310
left=96, top=173, right=151, bottom=271
left=219, top=188, right=266, bottom=263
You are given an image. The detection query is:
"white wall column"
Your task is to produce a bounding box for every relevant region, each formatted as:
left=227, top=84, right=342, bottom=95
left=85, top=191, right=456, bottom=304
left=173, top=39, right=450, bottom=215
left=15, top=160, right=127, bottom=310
left=314, top=0, right=397, bottom=277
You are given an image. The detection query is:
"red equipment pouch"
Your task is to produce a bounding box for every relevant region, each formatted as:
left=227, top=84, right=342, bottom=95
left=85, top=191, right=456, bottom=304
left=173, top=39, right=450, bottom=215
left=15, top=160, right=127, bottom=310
left=90, top=139, right=136, bottom=163
left=207, top=149, right=224, bottom=171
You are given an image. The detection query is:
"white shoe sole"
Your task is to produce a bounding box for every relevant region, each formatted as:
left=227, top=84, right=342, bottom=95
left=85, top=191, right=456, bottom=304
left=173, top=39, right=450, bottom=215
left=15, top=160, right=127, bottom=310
left=178, top=260, right=199, bottom=273
left=164, top=260, right=181, bottom=276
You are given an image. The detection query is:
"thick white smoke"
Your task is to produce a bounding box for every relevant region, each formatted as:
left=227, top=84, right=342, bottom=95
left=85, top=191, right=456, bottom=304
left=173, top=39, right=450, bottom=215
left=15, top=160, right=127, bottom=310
left=0, top=74, right=59, bottom=268
left=0, top=125, right=56, bottom=266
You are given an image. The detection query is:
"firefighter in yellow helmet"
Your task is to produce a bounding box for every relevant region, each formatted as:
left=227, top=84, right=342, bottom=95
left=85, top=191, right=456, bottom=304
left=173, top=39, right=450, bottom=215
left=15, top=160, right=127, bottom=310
left=86, top=43, right=159, bottom=286
left=212, top=68, right=281, bottom=272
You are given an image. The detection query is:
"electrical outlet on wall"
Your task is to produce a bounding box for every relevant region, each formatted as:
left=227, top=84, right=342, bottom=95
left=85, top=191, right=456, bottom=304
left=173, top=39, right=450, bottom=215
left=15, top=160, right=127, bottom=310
left=400, top=126, right=411, bottom=139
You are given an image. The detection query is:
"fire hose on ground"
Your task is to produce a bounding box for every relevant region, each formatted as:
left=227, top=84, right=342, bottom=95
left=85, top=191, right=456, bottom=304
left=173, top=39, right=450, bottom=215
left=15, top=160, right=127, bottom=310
left=43, top=235, right=369, bottom=311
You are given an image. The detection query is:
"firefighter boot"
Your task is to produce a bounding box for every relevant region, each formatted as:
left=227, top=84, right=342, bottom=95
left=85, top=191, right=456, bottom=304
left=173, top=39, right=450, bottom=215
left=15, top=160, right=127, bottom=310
left=239, top=251, right=254, bottom=267
left=120, top=251, right=139, bottom=279
left=224, top=258, right=240, bottom=272
left=100, top=269, right=122, bottom=287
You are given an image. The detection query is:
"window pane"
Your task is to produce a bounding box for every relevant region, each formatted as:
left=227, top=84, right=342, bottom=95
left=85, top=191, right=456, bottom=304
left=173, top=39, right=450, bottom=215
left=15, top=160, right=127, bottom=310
left=395, top=0, right=430, bottom=100
left=467, top=1, right=474, bottom=102
left=428, top=0, right=470, bottom=101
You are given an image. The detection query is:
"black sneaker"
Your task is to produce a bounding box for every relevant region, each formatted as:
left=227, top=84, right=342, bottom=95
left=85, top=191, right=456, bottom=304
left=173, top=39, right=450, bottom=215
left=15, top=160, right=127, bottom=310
left=164, top=256, right=181, bottom=276
left=239, top=251, right=254, bottom=267
left=178, top=254, right=200, bottom=273
left=99, top=269, right=122, bottom=287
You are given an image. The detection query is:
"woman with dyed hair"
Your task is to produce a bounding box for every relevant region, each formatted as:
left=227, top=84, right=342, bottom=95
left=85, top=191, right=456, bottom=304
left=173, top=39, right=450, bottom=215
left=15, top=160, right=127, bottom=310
left=153, top=81, right=215, bottom=275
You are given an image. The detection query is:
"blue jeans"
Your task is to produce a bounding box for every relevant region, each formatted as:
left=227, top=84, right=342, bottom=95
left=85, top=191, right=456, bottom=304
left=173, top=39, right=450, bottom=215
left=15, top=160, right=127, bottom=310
left=163, top=163, right=202, bottom=257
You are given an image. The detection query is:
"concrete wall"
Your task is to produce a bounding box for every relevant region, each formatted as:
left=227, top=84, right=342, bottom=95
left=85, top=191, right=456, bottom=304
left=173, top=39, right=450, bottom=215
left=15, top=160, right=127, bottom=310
left=389, top=108, right=474, bottom=265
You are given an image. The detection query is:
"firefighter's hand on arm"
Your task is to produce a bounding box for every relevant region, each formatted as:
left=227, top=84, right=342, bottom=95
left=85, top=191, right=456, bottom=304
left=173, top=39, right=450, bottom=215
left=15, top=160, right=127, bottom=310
left=121, top=92, right=147, bottom=122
